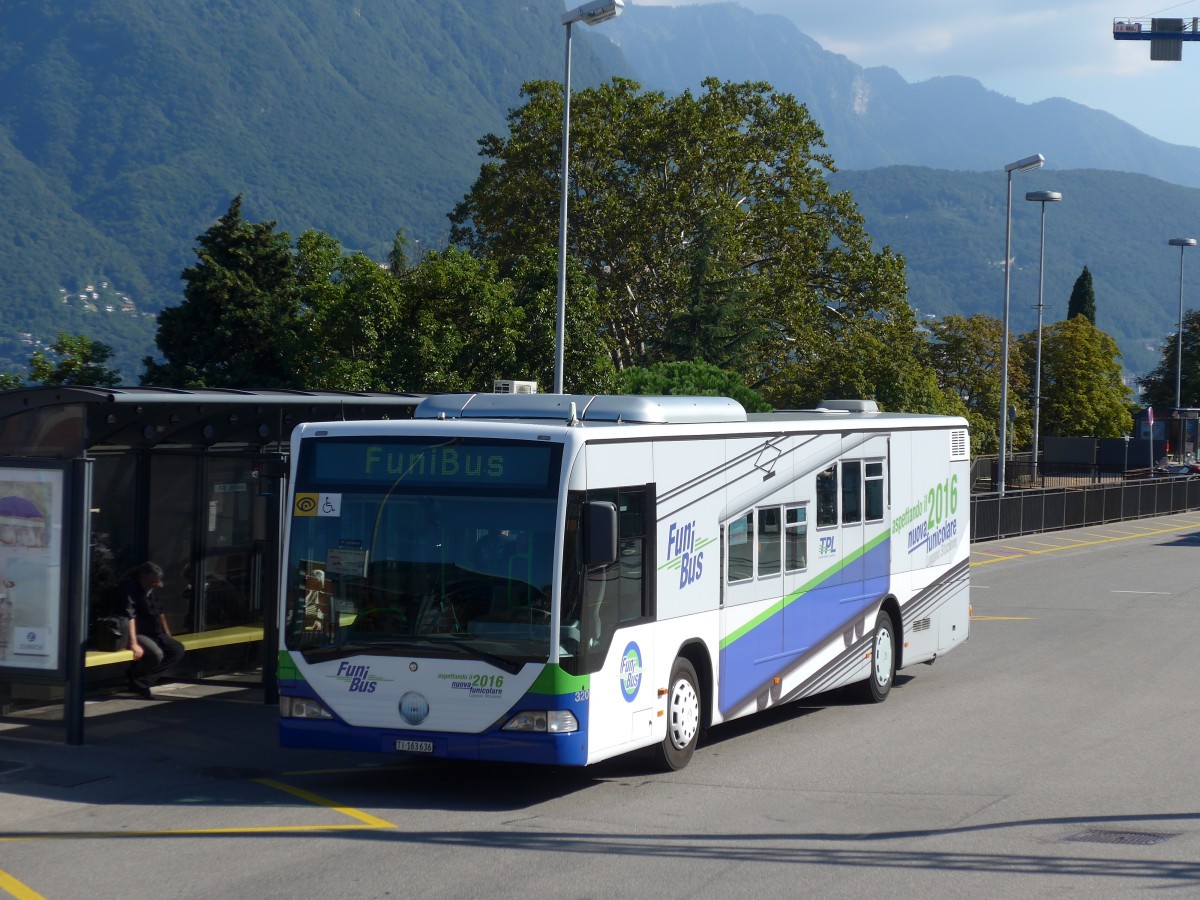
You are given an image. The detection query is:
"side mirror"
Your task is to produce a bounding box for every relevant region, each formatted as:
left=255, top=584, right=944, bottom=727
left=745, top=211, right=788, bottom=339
left=583, top=501, right=617, bottom=566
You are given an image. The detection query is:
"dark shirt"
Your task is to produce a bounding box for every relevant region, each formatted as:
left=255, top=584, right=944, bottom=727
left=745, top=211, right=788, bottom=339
left=119, top=577, right=167, bottom=640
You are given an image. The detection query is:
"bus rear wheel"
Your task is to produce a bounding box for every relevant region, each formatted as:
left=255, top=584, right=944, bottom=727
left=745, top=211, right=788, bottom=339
left=655, top=657, right=700, bottom=771
left=859, top=609, right=896, bottom=703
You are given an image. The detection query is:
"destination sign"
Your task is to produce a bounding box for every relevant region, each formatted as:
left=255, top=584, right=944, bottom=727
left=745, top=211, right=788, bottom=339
left=303, top=439, right=558, bottom=492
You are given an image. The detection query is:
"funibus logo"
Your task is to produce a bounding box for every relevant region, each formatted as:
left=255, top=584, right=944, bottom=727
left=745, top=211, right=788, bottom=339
left=620, top=642, right=643, bottom=702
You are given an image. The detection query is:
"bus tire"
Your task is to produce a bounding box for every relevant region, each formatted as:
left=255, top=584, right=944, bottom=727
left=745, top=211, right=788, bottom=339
left=859, top=608, right=896, bottom=703
left=655, top=657, right=701, bottom=771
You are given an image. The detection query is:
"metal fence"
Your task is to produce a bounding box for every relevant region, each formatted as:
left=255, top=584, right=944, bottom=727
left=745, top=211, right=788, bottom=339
left=971, top=475, right=1200, bottom=542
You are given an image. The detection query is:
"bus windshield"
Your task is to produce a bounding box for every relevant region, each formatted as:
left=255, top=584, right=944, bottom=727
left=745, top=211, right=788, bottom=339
left=284, top=436, right=562, bottom=669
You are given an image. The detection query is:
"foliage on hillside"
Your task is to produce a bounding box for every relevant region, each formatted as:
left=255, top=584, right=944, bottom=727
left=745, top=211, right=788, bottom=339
left=0, top=0, right=623, bottom=381
left=831, top=167, right=1200, bottom=376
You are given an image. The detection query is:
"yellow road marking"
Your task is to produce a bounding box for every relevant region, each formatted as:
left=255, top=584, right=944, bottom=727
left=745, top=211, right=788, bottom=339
left=254, top=778, right=396, bottom=829
left=970, top=549, right=1024, bottom=561
left=0, top=823, right=380, bottom=843
left=0, top=868, right=45, bottom=900
left=972, top=519, right=1200, bottom=566
left=0, top=780, right=395, bottom=844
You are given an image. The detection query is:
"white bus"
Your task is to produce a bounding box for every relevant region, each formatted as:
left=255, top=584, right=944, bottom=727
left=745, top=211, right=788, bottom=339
left=278, top=393, right=970, bottom=769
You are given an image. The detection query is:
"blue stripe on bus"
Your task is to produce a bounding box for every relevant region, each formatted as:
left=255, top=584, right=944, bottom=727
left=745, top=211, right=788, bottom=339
left=718, top=537, right=892, bottom=715
left=278, top=679, right=592, bottom=766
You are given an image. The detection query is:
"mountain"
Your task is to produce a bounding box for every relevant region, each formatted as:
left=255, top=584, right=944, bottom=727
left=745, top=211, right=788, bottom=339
left=0, top=0, right=626, bottom=378
left=604, top=3, right=1200, bottom=181
left=830, top=167, right=1200, bottom=376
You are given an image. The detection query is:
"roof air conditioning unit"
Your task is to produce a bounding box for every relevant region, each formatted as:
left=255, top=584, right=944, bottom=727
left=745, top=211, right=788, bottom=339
left=493, top=380, right=538, bottom=394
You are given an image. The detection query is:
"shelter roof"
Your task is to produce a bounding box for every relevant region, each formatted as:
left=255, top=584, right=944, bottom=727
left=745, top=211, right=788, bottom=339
left=0, top=387, right=424, bottom=456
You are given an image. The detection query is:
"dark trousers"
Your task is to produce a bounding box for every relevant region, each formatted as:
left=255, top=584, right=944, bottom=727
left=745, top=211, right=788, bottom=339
left=127, top=633, right=185, bottom=689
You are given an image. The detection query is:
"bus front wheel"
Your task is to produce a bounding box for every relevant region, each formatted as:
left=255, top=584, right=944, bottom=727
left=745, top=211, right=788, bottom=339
left=655, top=657, right=701, bottom=771
left=859, top=608, right=896, bottom=703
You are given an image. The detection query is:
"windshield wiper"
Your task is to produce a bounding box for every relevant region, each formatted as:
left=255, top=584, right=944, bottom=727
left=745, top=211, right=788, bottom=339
left=344, top=636, right=523, bottom=675
left=423, top=636, right=523, bottom=674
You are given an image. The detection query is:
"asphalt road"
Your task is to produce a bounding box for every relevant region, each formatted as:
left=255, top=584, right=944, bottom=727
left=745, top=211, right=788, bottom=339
left=2, top=511, right=1200, bottom=899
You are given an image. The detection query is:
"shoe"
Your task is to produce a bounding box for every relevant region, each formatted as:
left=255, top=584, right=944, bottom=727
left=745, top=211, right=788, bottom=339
left=127, top=681, right=153, bottom=699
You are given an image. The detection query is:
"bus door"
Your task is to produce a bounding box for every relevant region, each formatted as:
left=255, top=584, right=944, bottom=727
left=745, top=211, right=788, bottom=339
left=858, top=438, right=891, bottom=605
left=808, top=436, right=890, bottom=643
left=724, top=505, right=785, bottom=660
left=788, top=441, right=863, bottom=652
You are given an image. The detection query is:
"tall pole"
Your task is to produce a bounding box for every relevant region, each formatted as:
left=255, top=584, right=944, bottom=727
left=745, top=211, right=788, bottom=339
left=554, top=1, right=624, bottom=394
left=998, top=169, right=1014, bottom=495
left=1026, top=191, right=1061, bottom=482
left=1176, top=245, right=1185, bottom=413
left=554, top=21, right=574, bottom=395
left=1168, top=238, right=1195, bottom=460
left=998, top=154, right=1043, bottom=496
left=1033, top=199, right=1046, bottom=480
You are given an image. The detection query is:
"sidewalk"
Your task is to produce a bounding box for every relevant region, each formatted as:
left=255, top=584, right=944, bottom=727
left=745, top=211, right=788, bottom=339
left=0, top=678, right=302, bottom=811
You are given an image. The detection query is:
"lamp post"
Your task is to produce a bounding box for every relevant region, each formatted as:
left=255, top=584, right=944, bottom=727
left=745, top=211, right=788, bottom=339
left=998, top=154, right=1044, bottom=496
left=1025, top=190, right=1062, bottom=482
left=554, top=0, right=624, bottom=394
left=1168, top=237, right=1195, bottom=460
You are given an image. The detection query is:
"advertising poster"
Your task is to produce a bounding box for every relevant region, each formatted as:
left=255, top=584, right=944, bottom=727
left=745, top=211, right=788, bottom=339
left=0, top=467, right=64, bottom=672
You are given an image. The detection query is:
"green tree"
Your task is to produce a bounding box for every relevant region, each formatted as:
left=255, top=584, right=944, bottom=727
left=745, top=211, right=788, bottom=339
left=142, top=196, right=303, bottom=388
left=505, top=248, right=617, bottom=394
left=617, top=360, right=772, bottom=412
left=650, top=216, right=769, bottom=369
left=387, top=249, right=527, bottom=393
left=1138, top=308, right=1200, bottom=409
left=451, top=77, right=920, bottom=409
left=29, top=333, right=122, bottom=387
left=928, top=314, right=1027, bottom=455
left=1034, top=316, right=1131, bottom=438
left=296, top=231, right=407, bottom=392
left=1067, top=266, right=1096, bottom=325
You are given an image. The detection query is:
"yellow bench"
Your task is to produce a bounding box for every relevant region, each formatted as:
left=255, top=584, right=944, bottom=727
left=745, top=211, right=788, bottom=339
left=85, top=625, right=265, bottom=667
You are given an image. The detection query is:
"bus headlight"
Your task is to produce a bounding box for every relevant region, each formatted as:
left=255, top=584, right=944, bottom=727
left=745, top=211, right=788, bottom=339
left=502, top=710, right=578, bottom=733
left=280, top=696, right=334, bottom=719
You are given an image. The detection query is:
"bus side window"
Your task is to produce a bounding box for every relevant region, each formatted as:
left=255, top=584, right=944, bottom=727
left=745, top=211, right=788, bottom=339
left=865, top=461, right=885, bottom=521
left=757, top=507, right=781, bottom=577
left=785, top=505, right=807, bottom=571
left=816, top=465, right=838, bottom=527
left=842, top=461, right=862, bottom=524
left=727, top=511, right=753, bottom=583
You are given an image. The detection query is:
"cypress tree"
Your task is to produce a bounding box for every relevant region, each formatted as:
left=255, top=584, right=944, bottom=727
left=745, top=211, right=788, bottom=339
left=1067, top=266, right=1097, bottom=325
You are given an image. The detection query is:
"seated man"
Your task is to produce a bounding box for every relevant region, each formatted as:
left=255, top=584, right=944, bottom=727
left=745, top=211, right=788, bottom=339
left=117, top=561, right=184, bottom=699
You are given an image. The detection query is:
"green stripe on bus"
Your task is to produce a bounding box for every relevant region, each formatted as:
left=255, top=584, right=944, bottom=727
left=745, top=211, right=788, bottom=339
left=278, top=651, right=303, bottom=682
left=719, top=530, right=891, bottom=650
left=529, top=664, right=589, bottom=695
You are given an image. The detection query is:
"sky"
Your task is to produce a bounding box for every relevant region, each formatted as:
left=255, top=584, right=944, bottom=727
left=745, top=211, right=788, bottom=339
left=631, top=0, right=1200, bottom=149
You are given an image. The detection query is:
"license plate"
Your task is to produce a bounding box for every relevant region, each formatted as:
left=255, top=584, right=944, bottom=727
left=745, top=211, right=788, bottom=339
left=395, top=739, right=434, bottom=754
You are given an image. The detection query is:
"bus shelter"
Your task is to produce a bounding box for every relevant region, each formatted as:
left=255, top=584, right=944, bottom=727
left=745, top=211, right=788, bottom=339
left=0, top=386, right=421, bottom=740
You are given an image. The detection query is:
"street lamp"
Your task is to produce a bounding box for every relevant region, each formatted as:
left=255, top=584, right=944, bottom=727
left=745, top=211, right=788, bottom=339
left=998, top=153, right=1044, bottom=496
left=1168, top=237, right=1195, bottom=459
left=554, top=0, right=624, bottom=394
left=1025, top=189, right=1062, bottom=482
